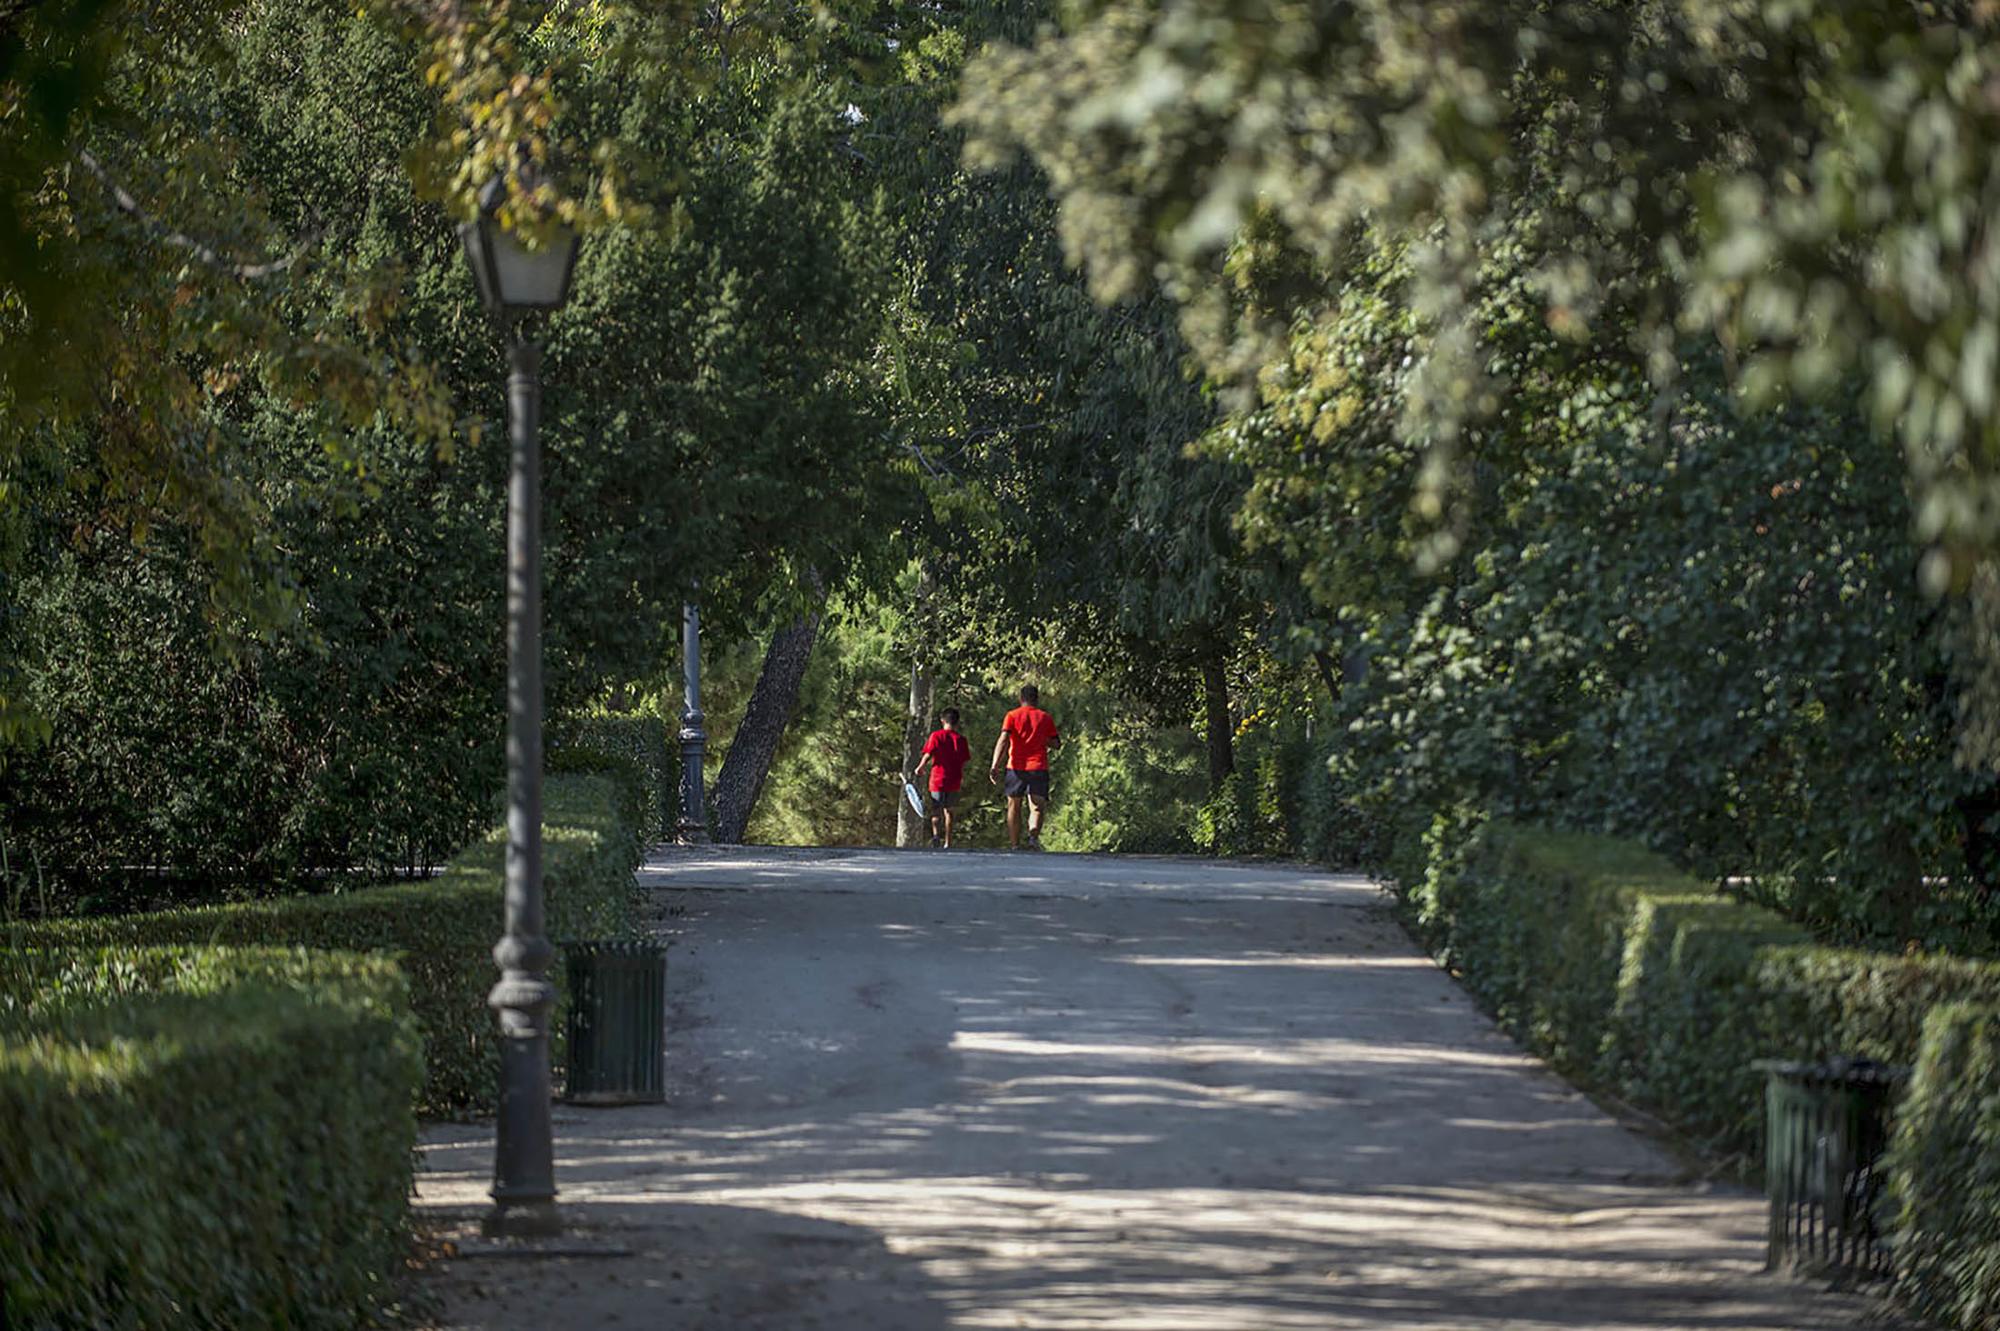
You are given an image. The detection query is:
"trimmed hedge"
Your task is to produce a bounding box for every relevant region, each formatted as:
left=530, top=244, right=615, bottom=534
left=3, top=771, right=642, bottom=1114
left=553, top=713, right=676, bottom=841
left=1409, top=823, right=2000, bottom=1158
left=1888, top=1002, right=2000, bottom=1329
left=0, top=947, right=421, bottom=1328
left=1390, top=819, right=2000, bottom=1328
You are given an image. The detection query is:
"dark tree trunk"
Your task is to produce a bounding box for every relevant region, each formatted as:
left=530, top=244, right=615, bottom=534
left=710, top=608, right=823, bottom=844
left=1202, top=652, right=1234, bottom=793
left=897, top=658, right=935, bottom=847
left=1312, top=650, right=1342, bottom=702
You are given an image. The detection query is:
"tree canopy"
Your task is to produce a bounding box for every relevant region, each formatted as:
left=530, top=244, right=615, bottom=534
left=5, top=0, right=2000, bottom=956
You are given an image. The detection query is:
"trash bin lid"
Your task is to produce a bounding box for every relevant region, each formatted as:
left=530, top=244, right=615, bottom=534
left=1749, top=1055, right=1908, bottom=1085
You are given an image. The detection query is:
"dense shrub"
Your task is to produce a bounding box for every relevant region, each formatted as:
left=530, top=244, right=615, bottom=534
left=554, top=713, right=676, bottom=841
left=1888, top=1003, right=2000, bottom=1330
left=1189, top=721, right=1391, bottom=867
left=0, top=947, right=421, bottom=1329
left=3, top=772, right=641, bottom=1113
left=1289, top=352, right=2000, bottom=952
left=1044, top=726, right=1203, bottom=855
left=1192, top=748, right=1286, bottom=858
left=1410, top=823, right=2000, bottom=1158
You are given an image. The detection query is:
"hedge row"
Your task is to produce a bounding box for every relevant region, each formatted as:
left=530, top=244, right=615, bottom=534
left=0, top=947, right=421, bottom=1329
left=1888, top=1003, right=2000, bottom=1328
left=1405, top=820, right=2000, bottom=1158
left=3, top=769, right=643, bottom=1114
left=553, top=713, right=676, bottom=842
left=1397, top=819, right=2000, bottom=1328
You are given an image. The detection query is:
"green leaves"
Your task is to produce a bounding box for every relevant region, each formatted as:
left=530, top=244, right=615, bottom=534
left=955, top=0, right=2000, bottom=573
left=0, top=947, right=422, bottom=1328
left=6, top=770, right=645, bottom=1112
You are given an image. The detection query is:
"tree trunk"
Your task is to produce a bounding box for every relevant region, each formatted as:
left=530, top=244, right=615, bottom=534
left=1202, top=652, right=1235, bottom=793
left=1311, top=650, right=1341, bottom=702
left=897, top=658, right=935, bottom=847
left=710, top=608, right=823, bottom=844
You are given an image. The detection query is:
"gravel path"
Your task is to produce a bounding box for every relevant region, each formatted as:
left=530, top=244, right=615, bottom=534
left=413, top=846, right=1906, bottom=1329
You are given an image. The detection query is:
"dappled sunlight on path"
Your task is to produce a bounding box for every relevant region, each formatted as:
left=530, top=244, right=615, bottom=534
left=415, top=849, right=1901, bottom=1330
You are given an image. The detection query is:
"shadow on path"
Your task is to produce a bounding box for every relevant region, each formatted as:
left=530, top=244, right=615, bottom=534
left=417, top=854, right=1904, bottom=1330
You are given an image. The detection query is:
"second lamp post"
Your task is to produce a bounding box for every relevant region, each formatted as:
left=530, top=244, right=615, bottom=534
left=460, top=174, right=581, bottom=1236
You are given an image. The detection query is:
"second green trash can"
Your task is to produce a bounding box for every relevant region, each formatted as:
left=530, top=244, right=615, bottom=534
left=1755, top=1056, right=1906, bottom=1279
left=562, top=940, right=667, bottom=1105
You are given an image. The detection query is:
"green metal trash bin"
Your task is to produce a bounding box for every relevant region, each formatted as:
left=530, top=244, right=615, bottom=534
left=562, top=940, right=666, bottom=1105
left=1754, top=1056, right=1907, bottom=1279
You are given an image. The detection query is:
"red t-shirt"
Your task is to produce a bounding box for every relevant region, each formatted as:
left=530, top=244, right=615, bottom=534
left=923, top=728, right=971, bottom=792
left=1002, top=706, right=1059, bottom=772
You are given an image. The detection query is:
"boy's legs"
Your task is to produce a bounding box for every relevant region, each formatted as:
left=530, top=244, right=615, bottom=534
left=1027, top=793, right=1049, bottom=838
left=1005, top=795, right=1023, bottom=848
left=941, top=805, right=955, bottom=848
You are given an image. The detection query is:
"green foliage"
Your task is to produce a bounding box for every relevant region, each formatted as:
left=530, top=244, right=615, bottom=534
left=1043, top=727, right=1202, bottom=856
left=1888, top=1003, right=2000, bottom=1331
left=1405, top=822, right=2000, bottom=1162
left=3, top=0, right=909, bottom=892
left=1192, top=755, right=1284, bottom=859
left=3, top=772, right=640, bottom=1114
left=1256, top=333, right=1992, bottom=948
left=554, top=713, right=676, bottom=841
left=1177, top=715, right=1388, bottom=867
left=956, top=1, right=2000, bottom=575
left=0, top=947, right=420, bottom=1329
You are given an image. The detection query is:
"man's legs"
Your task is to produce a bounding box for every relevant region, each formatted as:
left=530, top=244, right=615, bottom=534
left=941, top=805, right=955, bottom=849
left=1005, top=795, right=1023, bottom=848
left=1027, top=793, right=1049, bottom=846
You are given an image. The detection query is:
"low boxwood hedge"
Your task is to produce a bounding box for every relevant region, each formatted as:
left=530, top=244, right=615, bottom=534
left=1409, top=822, right=2000, bottom=1157
left=0, top=946, right=421, bottom=1329
left=1887, top=1002, right=2000, bottom=1330
left=3, top=771, right=643, bottom=1114
left=553, top=713, right=676, bottom=842
left=1401, top=821, right=2000, bottom=1328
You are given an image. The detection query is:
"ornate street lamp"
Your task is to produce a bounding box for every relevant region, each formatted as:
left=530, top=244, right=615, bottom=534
left=460, top=173, right=581, bottom=1236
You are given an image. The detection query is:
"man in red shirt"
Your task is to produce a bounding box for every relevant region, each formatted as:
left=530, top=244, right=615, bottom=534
left=911, top=708, right=971, bottom=848
left=989, top=684, right=1060, bottom=850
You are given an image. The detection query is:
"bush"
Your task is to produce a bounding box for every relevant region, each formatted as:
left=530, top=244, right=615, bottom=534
left=553, top=713, right=676, bottom=841
left=1187, top=721, right=1392, bottom=867
left=0, top=947, right=421, bottom=1328
left=3, top=772, right=642, bottom=1114
left=1410, top=822, right=2000, bottom=1159
left=1042, top=727, right=1202, bottom=855
left=1192, top=749, right=1287, bottom=858
left=1888, top=1003, right=2000, bottom=1331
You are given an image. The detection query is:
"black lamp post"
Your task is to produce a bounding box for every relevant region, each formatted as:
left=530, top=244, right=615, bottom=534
left=678, top=596, right=708, bottom=843
left=460, top=175, right=581, bottom=1236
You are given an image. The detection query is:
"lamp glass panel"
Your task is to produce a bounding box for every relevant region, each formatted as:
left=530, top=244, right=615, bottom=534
left=489, top=227, right=577, bottom=309
left=459, top=221, right=499, bottom=311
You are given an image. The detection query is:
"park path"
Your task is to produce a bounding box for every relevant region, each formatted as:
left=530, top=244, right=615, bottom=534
left=413, top=847, right=1904, bottom=1330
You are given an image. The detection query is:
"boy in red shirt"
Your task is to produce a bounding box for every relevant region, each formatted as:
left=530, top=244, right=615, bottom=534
left=989, top=684, right=1060, bottom=850
left=911, top=708, right=971, bottom=848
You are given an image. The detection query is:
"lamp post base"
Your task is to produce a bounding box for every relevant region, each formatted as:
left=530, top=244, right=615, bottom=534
left=483, top=1198, right=563, bottom=1238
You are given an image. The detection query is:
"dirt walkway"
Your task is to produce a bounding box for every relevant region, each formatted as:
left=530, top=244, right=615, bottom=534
left=414, top=847, right=1904, bottom=1329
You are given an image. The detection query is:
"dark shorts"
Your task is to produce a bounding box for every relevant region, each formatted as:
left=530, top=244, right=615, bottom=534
left=928, top=789, right=959, bottom=810
left=1004, top=769, right=1051, bottom=799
